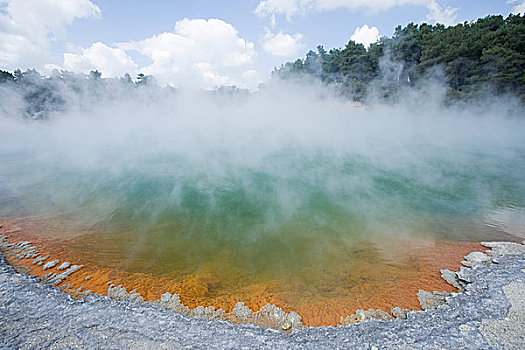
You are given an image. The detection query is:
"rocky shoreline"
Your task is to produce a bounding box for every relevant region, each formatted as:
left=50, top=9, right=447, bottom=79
left=0, top=218, right=492, bottom=327
left=1, top=234, right=524, bottom=348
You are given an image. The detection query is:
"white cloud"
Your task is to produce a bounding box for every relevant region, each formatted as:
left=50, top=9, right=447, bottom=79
left=255, top=0, right=309, bottom=20
left=508, top=0, right=525, bottom=14
left=255, top=0, right=459, bottom=25
left=114, top=18, right=257, bottom=89
left=57, top=18, right=259, bottom=89
left=63, top=42, right=138, bottom=77
left=425, top=1, right=458, bottom=26
left=263, top=31, right=304, bottom=56
left=0, top=0, right=101, bottom=70
left=191, top=62, right=233, bottom=87
left=350, top=25, right=380, bottom=48
left=241, top=69, right=261, bottom=86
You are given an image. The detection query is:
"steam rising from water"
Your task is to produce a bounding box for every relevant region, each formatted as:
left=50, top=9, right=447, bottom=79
left=0, top=81, right=524, bottom=277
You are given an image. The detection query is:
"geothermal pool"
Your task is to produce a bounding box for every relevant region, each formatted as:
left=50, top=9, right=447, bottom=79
left=1, top=91, right=524, bottom=325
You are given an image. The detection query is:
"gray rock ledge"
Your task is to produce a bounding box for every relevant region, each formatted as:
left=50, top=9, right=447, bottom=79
left=1, top=242, right=525, bottom=349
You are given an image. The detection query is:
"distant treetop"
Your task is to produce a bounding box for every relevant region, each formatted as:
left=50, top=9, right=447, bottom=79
left=273, top=14, right=525, bottom=101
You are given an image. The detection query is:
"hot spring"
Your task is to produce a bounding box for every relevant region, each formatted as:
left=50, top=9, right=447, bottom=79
left=1, top=85, right=524, bottom=326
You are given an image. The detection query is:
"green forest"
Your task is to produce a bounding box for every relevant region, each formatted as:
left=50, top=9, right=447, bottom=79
left=275, top=14, right=525, bottom=101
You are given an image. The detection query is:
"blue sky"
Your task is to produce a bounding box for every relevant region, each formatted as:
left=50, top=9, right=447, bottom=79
left=1, top=0, right=522, bottom=89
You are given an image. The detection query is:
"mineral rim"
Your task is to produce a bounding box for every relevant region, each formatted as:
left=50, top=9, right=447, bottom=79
left=1, top=235, right=524, bottom=348
left=0, top=218, right=489, bottom=328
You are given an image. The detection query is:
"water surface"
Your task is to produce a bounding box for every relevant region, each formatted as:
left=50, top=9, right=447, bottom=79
left=1, top=96, right=524, bottom=325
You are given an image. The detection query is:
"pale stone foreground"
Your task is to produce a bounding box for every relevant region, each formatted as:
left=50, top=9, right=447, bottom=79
left=1, top=242, right=524, bottom=349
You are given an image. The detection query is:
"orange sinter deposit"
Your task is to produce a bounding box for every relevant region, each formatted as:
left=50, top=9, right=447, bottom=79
left=0, top=217, right=487, bottom=327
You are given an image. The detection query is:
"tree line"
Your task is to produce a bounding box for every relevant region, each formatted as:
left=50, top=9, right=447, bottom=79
left=0, top=69, right=164, bottom=119
left=273, top=14, right=525, bottom=101
left=0, top=68, right=253, bottom=120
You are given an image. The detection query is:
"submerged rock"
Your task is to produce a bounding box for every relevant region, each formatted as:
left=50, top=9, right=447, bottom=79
left=0, top=238, right=39, bottom=260
left=41, top=265, right=84, bottom=286
left=42, top=259, right=59, bottom=270
left=32, top=255, right=48, bottom=265
left=57, top=262, right=70, bottom=270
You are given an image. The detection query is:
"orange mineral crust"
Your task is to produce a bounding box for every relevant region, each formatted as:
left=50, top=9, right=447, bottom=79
left=0, top=218, right=486, bottom=327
